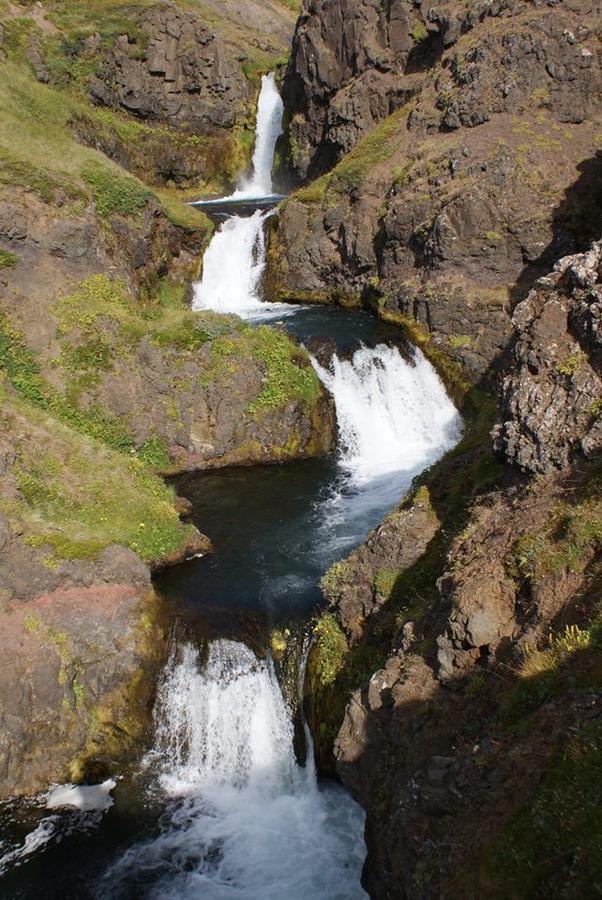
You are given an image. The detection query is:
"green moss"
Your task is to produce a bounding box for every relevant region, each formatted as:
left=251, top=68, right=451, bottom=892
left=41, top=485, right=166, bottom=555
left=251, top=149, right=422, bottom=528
left=320, top=559, right=353, bottom=600
left=448, top=334, right=473, bottom=349
left=373, top=568, right=402, bottom=599
left=410, top=21, right=428, bottom=43
left=556, top=350, right=587, bottom=376
left=507, top=490, right=602, bottom=586
left=312, top=614, right=349, bottom=688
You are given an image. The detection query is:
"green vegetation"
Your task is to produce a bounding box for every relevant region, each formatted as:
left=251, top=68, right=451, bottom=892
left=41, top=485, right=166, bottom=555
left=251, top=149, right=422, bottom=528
left=507, top=489, right=602, bottom=586
left=248, top=326, right=322, bottom=415
left=489, top=718, right=602, bottom=895
left=312, top=614, right=349, bottom=688
left=449, top=334, right=473, bottom=350
left=410, top=21, right=428, bottom=44
left=0, top=248, right=18, bottom=270
left=1, top=385, right=193, bottom=564
left=454, top=600, right=602, bottom=896
left=373, top=568, right=402, bottom=599
left=293, top=105, right=412, bottom=204
left=321, top=559, right=353, bottom=600
left=81, top=161, right=152, bottom=219
left=557, top=349, right=587, bottom=376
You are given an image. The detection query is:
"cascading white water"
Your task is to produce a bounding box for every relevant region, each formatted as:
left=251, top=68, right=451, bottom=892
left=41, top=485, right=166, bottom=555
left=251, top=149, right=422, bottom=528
left=193, top=74, right=297, bottom=321
left=193, top=211, right=268, bottom=316
left=313, top=343, right=462, bottom=486
left=101, top=641, right=366, bottom=900
left=234, top=73, right=283, bottom=199
left=310, top=343, right=462, bottom=558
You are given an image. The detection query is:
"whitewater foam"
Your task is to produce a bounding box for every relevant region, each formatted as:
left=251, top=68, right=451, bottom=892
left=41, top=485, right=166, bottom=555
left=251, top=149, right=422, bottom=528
left=313, top=343, right=462, bottom=486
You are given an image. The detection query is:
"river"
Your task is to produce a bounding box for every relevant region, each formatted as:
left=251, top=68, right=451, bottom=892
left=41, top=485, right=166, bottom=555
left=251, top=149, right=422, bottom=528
left=0, top=74, right=461, bottom=899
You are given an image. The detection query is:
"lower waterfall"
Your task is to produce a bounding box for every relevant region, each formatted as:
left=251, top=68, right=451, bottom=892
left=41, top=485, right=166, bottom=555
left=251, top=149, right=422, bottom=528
left=100, top=641, right=366, bottom=899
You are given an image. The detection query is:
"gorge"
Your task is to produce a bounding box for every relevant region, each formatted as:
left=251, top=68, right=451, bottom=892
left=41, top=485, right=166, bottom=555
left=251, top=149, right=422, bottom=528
left=0, top=1, right=601, bottom=898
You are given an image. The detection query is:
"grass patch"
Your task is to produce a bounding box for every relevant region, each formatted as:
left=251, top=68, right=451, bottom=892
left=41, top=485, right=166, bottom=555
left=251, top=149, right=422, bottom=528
left=3, top=391, right=193, bottom=564
left=0, top=248, right=18, bottom=270
left=81, top=161, right=152, bottom=219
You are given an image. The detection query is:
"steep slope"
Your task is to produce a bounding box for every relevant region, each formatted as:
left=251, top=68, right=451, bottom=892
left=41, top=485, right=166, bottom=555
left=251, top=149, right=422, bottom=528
left=308, top=241, right=602, bottom=898
left=0, top=0, right=331, bottom=798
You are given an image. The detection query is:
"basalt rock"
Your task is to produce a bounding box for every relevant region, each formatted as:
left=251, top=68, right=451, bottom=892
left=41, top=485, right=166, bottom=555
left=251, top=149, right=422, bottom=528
left=89, top=7, right=251, bottom=132
left=0, top=536, right=166, bottom=799
left=273, top=0, right=602, bottom=380
left=493, top=240, right=602, bottom=474
left=281, top=0, right=422, bottom=181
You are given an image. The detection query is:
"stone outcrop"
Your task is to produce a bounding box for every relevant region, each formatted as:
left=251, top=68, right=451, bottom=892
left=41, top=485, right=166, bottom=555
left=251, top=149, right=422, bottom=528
left=494, top=240, right=602, bottom=474
left=89, top=7, right=251, bottom=131
left=283, top=0, right=602, bottom=182
left=0, top=549, right=164, bottom=798
left=0, top=186, right=335, bottom=471
left=282, top=0, right=422, bottom=181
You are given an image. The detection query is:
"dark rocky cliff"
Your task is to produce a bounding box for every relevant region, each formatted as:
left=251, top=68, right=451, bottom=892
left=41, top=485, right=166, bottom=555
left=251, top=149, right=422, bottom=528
left=277, top=0, right=602, bottom=895
left=271, top=0, right=602, bottom=380
left=309, top=240, right=601, bottom=899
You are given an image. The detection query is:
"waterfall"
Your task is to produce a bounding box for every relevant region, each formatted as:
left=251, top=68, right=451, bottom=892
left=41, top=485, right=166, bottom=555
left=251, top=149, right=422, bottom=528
left=310, top=344, right=462, bottom=558
left=193, top=73, right=295, bottom=320
left=192, top=211, right=268, bottom=316
left=313, top=343, right=462, bottom=486
left=234, top=73, right=283, bottom=199
left=101, top=641, right=366, bottom=900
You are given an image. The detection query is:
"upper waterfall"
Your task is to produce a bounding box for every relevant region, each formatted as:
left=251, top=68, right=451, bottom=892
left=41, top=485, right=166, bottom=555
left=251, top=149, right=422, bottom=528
left=193, top=72, right=294, bottom=320
left=234, top=73, right=284, bottom=198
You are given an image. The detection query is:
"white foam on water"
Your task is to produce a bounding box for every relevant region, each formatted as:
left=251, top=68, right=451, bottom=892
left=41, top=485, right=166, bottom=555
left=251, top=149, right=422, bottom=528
left=45, top=779, right=117, bottom=812
left=313, top=343, right=462, bottom=486
left=101, top=640, right=366, bottom=899
left=311, top=343, right=462, bottom=559
left=0, top=817, right=58, bottom=875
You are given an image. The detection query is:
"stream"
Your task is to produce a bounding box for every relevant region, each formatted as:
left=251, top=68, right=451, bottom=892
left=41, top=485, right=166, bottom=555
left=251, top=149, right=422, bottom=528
left=0, top=74, right=462, bottom=899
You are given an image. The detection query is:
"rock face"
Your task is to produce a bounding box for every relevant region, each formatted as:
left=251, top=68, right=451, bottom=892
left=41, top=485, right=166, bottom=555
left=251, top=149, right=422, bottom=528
left=308, top=239, right=602, bottom=896
left=494, top=240, right=602, bottom=473
left=272, top=0, right=602, bottom=379
left=0, top=551, right=164, bottom=799
left=283, top=0, right=602, bottom=183
left=90, top=7, right=251, bottom=131
left=0, top=186, right=335, bottom=471
left=282, top=0, right=420, bottom=181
